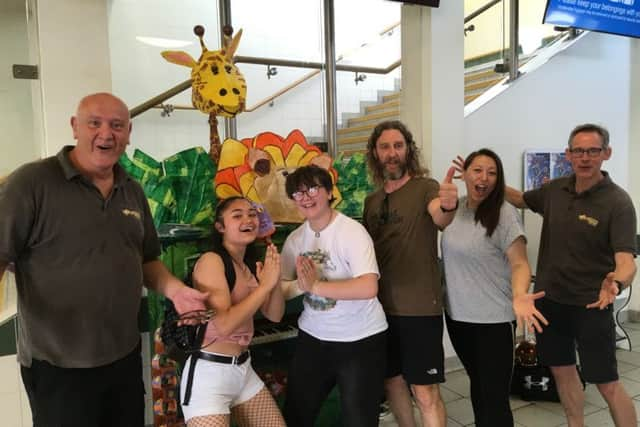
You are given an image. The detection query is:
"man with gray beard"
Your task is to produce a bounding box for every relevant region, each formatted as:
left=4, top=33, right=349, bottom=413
left=363, top=120, right=457, bottom=427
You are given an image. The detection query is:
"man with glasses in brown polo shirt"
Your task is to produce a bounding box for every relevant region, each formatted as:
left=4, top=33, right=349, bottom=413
left=0, top=93, right=208, bottom=427
left=363, top=120, right=458, bottom=427
left=507, top=123, right=637, bottom=426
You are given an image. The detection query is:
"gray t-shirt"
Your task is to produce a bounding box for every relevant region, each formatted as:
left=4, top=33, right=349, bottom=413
left=0, top=147, right=160, bottom=368
left=441, top=198, right=525, bottom=323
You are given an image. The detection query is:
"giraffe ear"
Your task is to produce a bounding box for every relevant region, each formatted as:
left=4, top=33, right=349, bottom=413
left=226, top=29, right=242, bottom=60
left=161, top=51, right=197, bottom=68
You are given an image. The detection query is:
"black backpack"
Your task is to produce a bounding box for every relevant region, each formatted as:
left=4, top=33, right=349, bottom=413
left=159, top=249, right=238, bottom=405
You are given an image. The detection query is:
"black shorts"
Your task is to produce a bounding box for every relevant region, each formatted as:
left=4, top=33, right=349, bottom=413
left=535, top=298, right=618, bottom=384
left=21, top=342, right=145, bottom=427
left=386, top=315, right=445, bottom=385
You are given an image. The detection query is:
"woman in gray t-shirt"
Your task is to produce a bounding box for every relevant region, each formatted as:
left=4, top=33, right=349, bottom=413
left=442, top=149, right=547, bottom=427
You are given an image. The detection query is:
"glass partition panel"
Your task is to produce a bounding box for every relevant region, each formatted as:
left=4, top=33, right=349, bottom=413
left=334, top=0, right=401, bottom=158
left=108, top=0, right=221, bottom=160
left=464, top=0, right=507, bottom=69
left=0, top=0, right=40, bottom=177
left=518, top=0, right=564, bottom=58
left=232, top=0, right=327, bottom=145
left=1, top=0, right=40, bottom=322
left=463, top=0, right=507, bottom=104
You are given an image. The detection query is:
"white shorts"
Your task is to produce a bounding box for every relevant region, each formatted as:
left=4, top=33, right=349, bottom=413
left=179, top=352, right=264, bottom=420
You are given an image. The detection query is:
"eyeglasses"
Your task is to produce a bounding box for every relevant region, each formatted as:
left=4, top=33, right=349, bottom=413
left=291, top=186, right=320, bottom=201
left=568, top=147, right=604, bottom=158
left=378, top=193, right=390, bottom=225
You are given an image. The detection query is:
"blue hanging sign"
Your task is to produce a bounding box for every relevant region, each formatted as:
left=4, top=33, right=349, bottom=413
left=544, top=0, right=640, bottom=38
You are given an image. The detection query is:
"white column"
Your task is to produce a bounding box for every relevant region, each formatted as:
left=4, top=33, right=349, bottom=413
left=628, top=39, right=640, bottom=313
left=400, top=2, right=464, bottom=180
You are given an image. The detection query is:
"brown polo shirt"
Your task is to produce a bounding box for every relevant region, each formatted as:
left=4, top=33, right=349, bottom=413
left=0, top=146, right=160, bottom=368
left=363, top=177, right=442, bottom=316
left=523, top=172, right=637, bottom=306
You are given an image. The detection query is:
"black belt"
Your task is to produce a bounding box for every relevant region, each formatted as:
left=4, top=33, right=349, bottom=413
left=196, top=350, right=250, bottom=365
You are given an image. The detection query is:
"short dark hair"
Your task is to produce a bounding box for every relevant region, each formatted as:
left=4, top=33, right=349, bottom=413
left=463, top=148, right=505, bottom=237
left=366, top=120, right=428, bottom=187
left=285, top=165, right=334, bottom=203
left=568, top=123, right=610, bottom=148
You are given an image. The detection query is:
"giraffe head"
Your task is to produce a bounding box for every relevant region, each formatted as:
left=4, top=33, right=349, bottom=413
left=161, top=25, right=247, bottom=117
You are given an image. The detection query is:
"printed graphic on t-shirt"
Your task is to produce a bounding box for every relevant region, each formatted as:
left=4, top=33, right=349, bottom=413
left=301, top=248, right=337, bottom=311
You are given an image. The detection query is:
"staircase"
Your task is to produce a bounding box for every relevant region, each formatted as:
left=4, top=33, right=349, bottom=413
left=337, top=64, right=504, bottom=156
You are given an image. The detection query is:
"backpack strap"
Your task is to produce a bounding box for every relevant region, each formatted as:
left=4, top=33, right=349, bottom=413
left=181, top=325, right=207, bottom=406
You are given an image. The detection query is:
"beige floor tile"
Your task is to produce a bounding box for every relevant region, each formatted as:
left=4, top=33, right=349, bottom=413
left=442, top=370, right=470, bottom=398
left=620, top=376, right=640, bottom=399
left=534, top=399, right=601, bottom=417
left=439, top=384, right=464, bottom=403
left=0, top=355, right=20, bottom=394
left=616, top=349, right=640, bottom=367
left=445, top=397, right=475, bottom=426
left=621, top=322, right=640, bottom=331
left=0, top=391, right=24, bottom=427
left=622, top=367, right=640, bottom=382
left=509, top=397, right=532, bottom=411
left=583, top=408, right=616, bottom=426
left=617, top=359, right=638, bottom=374
left=583, top=383, right=608, bottom=408
left=512, top=404, right=567, bottom=427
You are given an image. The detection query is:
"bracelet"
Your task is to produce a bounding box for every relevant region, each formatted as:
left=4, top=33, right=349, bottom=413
left=440, top=199, right=459, bottom=213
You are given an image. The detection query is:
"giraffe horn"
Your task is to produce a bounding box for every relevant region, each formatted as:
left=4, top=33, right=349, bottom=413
left=226, top=28, right=242, bottom=60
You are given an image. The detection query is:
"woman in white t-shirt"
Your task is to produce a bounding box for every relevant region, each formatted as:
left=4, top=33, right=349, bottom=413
left=280, top=165, right=388, bottom=427
left=442, top=149, right=547, bottom=427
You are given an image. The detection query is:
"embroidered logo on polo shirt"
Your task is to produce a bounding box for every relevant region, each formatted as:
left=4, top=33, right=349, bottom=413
left=578, top=214, right=598, bottom=227
left=122, top=209, right=141, bottom=220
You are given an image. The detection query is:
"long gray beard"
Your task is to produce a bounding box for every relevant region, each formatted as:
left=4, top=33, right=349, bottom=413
left=383, top=165, right=407, bottom=181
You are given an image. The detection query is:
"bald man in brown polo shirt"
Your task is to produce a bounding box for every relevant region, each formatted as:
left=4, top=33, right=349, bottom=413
left=507, top=123, right=637, bottom=427
left=0, top=93, right=208, bottom=427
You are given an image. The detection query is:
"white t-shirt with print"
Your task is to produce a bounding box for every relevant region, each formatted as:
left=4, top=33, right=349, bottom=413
left=281, top=212, right=387, bottom=342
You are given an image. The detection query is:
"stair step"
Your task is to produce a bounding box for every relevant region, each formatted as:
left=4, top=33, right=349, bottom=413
left=464, top=68, right=498, bottom=83
left=337, top=123, right=376, bottom=136
left=465, top=76, right=503, bottom=93
left=382, top=92, right=400, bottom=103
left=365, top=99, right=400, bottom=114
left=348, top=110, right=399, bottom=127
left=465, top=93, right=482, bottom=104
left=337, top=134, right=370, bottom=146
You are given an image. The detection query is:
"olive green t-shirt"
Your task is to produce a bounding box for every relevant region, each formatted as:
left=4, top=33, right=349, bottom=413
left=363, top=177, right=442, bottom=316
left=523, top=172, right=637, bottom=306
left=0, top=147, right=161, bottom=368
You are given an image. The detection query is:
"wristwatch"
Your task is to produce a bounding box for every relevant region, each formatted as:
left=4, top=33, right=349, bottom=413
left=614, top=279, right=625, bottom=296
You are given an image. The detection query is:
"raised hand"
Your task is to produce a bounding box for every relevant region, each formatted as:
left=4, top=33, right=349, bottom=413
left=586, top=272, right=618, bottom=310
left=256, top=244, right=281, bottom=291
left=439, top=166, right=459, bottom=211
left=452, top=155, right=465, bottom=179
left=513, top=291, right=548, bottom=333
left=295, top=256, right=318, bottom=293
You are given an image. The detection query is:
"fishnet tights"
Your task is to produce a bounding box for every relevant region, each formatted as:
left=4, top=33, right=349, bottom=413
left=187, top=414, right=230, bottom=427
left=186, top=388, right=285, bottom=427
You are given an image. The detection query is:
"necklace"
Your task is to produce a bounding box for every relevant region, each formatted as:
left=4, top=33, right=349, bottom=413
left=311, top=210, right=336, bottom=238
